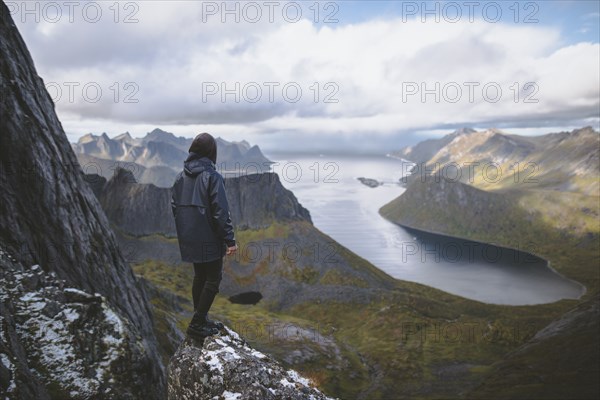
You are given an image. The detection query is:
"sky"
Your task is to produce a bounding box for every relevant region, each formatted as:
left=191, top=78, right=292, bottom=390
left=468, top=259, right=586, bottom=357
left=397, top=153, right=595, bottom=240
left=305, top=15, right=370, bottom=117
left=6, top=0, right=600, bottom=154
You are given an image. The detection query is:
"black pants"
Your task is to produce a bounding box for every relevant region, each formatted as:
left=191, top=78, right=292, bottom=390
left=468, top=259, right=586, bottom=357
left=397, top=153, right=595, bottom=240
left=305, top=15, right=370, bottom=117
left=192, top=258, right=223, bottom=315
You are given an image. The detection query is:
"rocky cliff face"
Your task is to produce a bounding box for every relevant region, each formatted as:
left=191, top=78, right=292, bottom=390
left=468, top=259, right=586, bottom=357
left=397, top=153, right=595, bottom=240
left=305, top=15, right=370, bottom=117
left=0, top=3, right=164, bottom=396
left=224, top=173, right=312, bottom=230
left=168, top=326, right=335, bottom=400
left=97, top=168, right=177, bottom=237
left=93, top=169, right=312, bottom=237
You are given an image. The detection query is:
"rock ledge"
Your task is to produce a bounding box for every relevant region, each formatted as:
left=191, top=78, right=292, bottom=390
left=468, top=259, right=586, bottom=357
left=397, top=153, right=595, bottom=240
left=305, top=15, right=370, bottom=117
left=168, top=326, right=335, bottom=400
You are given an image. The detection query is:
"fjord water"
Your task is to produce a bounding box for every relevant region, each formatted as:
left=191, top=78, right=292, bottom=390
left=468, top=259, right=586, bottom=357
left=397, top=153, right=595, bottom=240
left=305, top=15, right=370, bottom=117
left=269, top=153, right=584, bottom=305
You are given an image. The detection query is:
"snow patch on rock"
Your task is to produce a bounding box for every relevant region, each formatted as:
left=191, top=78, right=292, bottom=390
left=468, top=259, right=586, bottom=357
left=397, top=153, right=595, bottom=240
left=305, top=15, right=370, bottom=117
left=168, top=325, right=337, bottom=399
left=0, top=252, right=148, bottom=399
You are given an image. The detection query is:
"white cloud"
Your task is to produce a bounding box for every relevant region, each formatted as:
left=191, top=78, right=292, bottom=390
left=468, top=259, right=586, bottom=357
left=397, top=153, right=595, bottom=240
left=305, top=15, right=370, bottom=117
left=583, top=12, right=600, bottom=20
left=10, top=1, right=600, bottom=150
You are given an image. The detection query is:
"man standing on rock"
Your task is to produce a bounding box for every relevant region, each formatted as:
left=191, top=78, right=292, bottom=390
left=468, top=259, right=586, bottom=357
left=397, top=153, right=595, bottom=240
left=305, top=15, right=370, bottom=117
left=171, top=132, right=237, bottom=339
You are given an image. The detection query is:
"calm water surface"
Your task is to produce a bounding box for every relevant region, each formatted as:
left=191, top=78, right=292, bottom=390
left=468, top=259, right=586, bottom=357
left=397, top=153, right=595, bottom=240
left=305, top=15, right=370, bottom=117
left=268, top=153, right=584, bottom=305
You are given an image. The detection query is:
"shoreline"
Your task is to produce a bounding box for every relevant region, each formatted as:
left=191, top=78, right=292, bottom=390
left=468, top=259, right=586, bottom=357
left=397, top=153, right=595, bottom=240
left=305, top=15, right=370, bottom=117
left=379, top=215, right=588, bottom=304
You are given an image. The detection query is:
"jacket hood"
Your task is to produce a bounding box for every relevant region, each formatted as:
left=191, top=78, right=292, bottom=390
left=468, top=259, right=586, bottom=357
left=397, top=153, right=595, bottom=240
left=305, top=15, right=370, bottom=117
left=184, top=152, right=215, bottom=177
left=189, top=132, right=217, bottom=163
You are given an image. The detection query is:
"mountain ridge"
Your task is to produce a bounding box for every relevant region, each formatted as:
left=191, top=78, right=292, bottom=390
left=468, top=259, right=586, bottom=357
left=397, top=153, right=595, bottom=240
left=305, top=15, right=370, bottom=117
left=395, top=126, right=599, bottom=196
left=390, top=127, right=477, bottom=164
left=91, top=168, right=313, bottom=238
left=422, top=126, right=599, bottom=194
left=72, top=129, right=273, bottom=175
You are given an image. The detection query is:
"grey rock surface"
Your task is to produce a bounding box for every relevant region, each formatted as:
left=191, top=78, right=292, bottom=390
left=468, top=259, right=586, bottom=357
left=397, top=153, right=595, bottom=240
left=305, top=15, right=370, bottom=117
left=0, top=250, right=159, bottom=398
left=99, top=168, right=177, bottom=237
left=168, top=326, right=336, bottom=400
left=225, top=173, right=312, bottom=229
left=0, top=3, right=165, bottom=396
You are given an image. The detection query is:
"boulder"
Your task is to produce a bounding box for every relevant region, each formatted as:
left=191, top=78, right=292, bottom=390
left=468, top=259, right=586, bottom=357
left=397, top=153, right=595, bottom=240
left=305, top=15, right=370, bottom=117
left=168, top=327, right=335, bottom=400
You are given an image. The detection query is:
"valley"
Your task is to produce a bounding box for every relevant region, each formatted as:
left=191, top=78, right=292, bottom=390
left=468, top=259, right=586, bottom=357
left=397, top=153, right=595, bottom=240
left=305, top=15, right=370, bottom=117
left=82, top=127, right=599, bottom=399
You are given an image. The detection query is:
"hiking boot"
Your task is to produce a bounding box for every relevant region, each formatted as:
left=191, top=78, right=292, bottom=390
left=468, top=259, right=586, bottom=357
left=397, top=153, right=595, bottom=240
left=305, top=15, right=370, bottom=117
left=186, top=323, right=218, bottom=340
left=187, top=312, right=218, bottom=339
left=205, top=316, right=224, bottom=330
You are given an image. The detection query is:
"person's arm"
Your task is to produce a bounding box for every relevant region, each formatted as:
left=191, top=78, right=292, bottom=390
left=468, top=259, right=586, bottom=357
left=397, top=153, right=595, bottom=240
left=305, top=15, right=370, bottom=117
left=170, top=173, right=181, bottom=218
left=171, top=188, right=177, bottom=218
left=209, top=173, right=236, bottom=249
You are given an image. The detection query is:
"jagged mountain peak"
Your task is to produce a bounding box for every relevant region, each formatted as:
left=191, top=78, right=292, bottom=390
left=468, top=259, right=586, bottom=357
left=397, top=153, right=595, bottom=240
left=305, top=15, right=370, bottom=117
left=146, top=128, right=177, bottom=140
left=109, top=167, right=138, bottom=185
left=452, top=127, right=477, bottom=136
left=407, top=125, right=598, bottom=194
left=571, top=126, right=598, bottom=137
left=247, top=144, right=263, bottom=154
left=113, top=131, right=134, bottom=142
left=392, top=128, right=479, bottom=164
left=91, top=170, right=312, bottom=238
left=485, top=127, right=507, bottom=135
left=79, top=132, right=97, bottom=143
left=73, top=129, right=273, bottom=176
left=237, top=139, right=251, bottom=150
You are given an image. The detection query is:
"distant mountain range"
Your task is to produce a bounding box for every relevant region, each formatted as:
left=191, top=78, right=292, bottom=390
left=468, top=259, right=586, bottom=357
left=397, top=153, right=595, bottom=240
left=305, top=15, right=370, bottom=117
left=72, top=129, right=272, bottom=187
left=384, top=126, right=599, bottom=247
left=395, top=126, right=599, bottom=195
left=390, top=127, right=477, bottom=164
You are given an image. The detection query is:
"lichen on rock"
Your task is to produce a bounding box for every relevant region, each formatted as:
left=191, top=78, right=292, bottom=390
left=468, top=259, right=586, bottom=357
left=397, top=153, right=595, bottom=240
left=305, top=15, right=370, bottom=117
left=168, top=326, right=336, bottom=400
left=0, top=250, right=157, bottom=399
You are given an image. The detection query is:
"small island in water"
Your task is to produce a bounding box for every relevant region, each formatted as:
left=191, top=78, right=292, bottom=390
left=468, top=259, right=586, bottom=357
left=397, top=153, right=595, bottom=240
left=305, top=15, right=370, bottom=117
left=357, top=177, right=383, bottom=188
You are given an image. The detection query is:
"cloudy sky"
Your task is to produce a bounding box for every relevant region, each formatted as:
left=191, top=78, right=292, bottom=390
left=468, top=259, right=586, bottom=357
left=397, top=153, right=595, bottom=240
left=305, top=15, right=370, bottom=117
left=8, top=0, right=600, bottom=153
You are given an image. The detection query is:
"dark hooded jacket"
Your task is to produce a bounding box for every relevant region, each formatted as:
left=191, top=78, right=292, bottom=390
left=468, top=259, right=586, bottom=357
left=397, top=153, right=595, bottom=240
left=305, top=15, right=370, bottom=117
left=171, top=152, right=236, bottom=263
